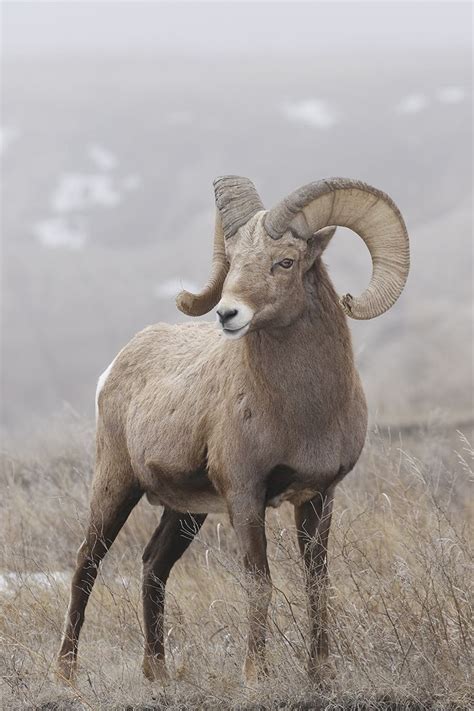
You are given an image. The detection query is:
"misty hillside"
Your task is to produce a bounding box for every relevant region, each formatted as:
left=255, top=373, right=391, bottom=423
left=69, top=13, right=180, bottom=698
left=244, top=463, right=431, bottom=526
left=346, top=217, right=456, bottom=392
left=2, top=49, right=472, bottom=431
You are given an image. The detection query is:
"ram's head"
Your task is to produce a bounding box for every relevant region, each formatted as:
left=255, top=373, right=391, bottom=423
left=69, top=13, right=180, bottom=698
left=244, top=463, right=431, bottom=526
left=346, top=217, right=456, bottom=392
left=176, top=176, right=410, bottom=339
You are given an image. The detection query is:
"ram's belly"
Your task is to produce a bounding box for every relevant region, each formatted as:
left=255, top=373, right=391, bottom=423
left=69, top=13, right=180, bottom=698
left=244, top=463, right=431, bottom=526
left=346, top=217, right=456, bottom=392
left=146, top=484, right=316, bottom=514
left=146, top=490, right=227, bottom=514
left=143, top=465, right=227, bottom=514
left=143, top=464, right=319, bottom=515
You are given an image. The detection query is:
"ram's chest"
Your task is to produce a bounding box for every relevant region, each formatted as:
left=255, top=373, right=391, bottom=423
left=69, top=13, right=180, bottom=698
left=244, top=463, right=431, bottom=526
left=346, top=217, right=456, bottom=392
left=269, top=388, right=367, bottom=482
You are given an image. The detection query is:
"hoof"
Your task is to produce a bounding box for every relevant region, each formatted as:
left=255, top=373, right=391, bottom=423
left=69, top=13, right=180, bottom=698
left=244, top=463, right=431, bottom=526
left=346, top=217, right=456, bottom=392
left=56, top=653, right=77, bottom=684
left=243, top=656, right=268, bottom=687
left=142, top=656, right=169, bottom=683
left=307, top=657, right=335, bottom=687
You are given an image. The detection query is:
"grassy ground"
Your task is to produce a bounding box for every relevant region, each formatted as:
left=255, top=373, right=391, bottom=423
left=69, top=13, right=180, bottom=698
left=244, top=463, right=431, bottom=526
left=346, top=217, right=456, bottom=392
left=0, top=414, right=472, bottom=710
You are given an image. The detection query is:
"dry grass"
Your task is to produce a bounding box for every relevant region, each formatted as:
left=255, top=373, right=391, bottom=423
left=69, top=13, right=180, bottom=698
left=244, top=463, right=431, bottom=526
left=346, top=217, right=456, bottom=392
left=0, top=413, right=472, bottom=710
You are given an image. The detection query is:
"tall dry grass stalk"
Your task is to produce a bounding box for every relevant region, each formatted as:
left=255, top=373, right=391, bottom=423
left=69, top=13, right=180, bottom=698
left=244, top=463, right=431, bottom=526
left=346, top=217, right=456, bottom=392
left=0, top=414, right=472, bottom=709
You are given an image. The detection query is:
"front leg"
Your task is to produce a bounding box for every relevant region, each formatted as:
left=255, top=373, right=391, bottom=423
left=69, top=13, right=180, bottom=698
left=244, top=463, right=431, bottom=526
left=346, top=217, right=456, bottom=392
left=142, top=508, right=207, bottom=681
left=294, top=488, right=334, bottom=681
left=227, top=489, right=272, bottom=685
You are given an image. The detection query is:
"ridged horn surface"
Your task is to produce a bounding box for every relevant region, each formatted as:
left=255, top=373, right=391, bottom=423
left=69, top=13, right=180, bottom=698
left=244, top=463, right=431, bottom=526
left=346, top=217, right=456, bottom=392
left=265, top=178, right=410, bottom=319
left=176, top=176, right=265, bottom=316
left=213, top=175, right=264, bottom=239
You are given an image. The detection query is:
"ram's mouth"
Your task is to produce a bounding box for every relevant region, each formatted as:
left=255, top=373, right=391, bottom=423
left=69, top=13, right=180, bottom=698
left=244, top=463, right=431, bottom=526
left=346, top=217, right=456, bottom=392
left=221, top=322, right=250, bottom=340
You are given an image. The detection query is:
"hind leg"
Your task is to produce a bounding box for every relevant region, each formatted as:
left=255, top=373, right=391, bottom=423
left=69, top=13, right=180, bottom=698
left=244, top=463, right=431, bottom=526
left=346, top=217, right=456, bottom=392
left=57, top=462, right=142, bottom=681
left=295, top=488, right=334, bottom=681
left=142, top=508, right=206, bottom=681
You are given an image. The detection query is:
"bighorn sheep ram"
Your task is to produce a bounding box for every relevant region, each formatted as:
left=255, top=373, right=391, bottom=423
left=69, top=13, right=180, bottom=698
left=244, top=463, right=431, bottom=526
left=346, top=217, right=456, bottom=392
left=58, top=176, right=409, bottom=684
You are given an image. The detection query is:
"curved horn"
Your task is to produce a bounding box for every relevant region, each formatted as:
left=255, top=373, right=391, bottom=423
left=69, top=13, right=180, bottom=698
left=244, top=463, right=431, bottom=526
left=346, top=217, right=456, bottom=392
left=176, top=176, right=264, bottom=316
left=213, top=175, right=264, bottom=239
left=176, top=210, right=227, bottom=316
left=265, top=178, right=410, bottom=320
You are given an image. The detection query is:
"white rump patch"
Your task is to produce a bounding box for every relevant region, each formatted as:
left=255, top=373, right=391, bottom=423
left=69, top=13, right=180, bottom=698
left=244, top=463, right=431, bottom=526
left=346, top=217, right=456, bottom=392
left=282, top=99, right=339, bottom=129
left=95, top=356, right=117, bottom=419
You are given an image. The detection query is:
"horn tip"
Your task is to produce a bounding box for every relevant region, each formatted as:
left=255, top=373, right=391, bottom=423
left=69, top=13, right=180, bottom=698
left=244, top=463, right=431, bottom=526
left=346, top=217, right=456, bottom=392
left=176, top=290, right=196, bottom=316
left=339, top=293, right=353, bottom=316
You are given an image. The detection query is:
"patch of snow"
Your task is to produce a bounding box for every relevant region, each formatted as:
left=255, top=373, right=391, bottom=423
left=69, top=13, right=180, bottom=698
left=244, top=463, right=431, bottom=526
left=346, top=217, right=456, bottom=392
left=0, top=571, right=132, bottom=596
left=88, top=143, right=118, bottom=171
left=282, top=99, right=339, bottom=129
left=0, top=571, right=69, bottom=593
left=154, top=278, right=199, bottom=299
left=51, top=173, right=121, bottom=213
left=0, top=125, right=20, bottom=155
left=84, top=174, right=121, bottom=207
left=396, top=93, right=428, bottom=114
left=436, top=86, right=466, bottom=104
left=33, top=217, right=86, bottom=250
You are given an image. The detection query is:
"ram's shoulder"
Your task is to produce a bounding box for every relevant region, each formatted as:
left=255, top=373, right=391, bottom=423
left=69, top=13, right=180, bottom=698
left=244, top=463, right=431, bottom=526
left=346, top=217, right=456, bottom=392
left=96, top=321, right=220, bottom=415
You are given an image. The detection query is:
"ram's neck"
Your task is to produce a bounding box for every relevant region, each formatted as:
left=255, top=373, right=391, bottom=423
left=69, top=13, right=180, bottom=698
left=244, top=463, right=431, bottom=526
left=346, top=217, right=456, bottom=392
left=243, top=260, right=356, bottom=403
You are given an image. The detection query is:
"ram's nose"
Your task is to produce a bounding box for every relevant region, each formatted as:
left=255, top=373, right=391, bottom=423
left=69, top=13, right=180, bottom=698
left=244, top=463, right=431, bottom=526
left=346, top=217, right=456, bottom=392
left=216, top=307, right=238, bottom=326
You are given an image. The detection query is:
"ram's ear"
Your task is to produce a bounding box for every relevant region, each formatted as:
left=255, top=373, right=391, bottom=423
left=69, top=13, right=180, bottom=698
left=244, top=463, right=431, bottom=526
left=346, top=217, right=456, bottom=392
left=306, top=226, right=337, bottom=262
left=311, top=226, right=337, bottom=257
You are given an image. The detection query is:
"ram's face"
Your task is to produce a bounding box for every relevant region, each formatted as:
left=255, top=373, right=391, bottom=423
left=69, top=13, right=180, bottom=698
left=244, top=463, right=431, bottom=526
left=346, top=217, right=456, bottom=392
left=216, top=213, right=311, bottom=340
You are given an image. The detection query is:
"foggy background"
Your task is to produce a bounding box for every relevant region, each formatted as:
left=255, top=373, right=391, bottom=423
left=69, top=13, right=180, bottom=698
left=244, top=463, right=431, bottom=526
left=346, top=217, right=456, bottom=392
left=1, top=1, right=472, bottom=434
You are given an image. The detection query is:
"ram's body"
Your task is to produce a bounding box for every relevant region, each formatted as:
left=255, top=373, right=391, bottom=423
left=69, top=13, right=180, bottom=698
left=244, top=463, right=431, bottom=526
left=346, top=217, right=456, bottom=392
left=97, top=258, right=367, bottom=516
left=58, top=175, right=408, bottom=685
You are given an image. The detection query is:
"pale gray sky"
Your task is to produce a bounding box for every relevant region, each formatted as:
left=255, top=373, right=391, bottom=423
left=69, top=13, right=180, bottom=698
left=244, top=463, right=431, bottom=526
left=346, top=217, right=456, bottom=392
left=2, top=1, right=472, bottom=57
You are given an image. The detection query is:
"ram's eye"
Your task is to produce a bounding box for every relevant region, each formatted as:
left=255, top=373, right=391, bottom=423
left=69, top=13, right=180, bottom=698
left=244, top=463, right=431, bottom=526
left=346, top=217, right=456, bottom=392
left=278, top=258, right=294, bottom=269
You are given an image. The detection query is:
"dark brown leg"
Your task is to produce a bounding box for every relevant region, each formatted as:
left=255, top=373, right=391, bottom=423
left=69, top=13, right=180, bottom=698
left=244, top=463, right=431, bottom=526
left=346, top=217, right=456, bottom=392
left=228, top=494, right=271, bottom=684
left=142, top=508, right=207, bottom=681
left=57, top=476, right=142, bottom=681
left=294, top=489, right=334, bottom=680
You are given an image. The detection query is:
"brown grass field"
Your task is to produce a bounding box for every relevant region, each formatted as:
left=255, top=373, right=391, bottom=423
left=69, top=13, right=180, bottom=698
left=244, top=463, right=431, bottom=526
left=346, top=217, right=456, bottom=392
left=0, top=413, right=472, bottom=710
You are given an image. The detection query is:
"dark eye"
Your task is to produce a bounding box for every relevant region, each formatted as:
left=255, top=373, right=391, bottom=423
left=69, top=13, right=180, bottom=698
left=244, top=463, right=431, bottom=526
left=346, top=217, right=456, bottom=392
left=278, top=258, right=294, bottom=269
